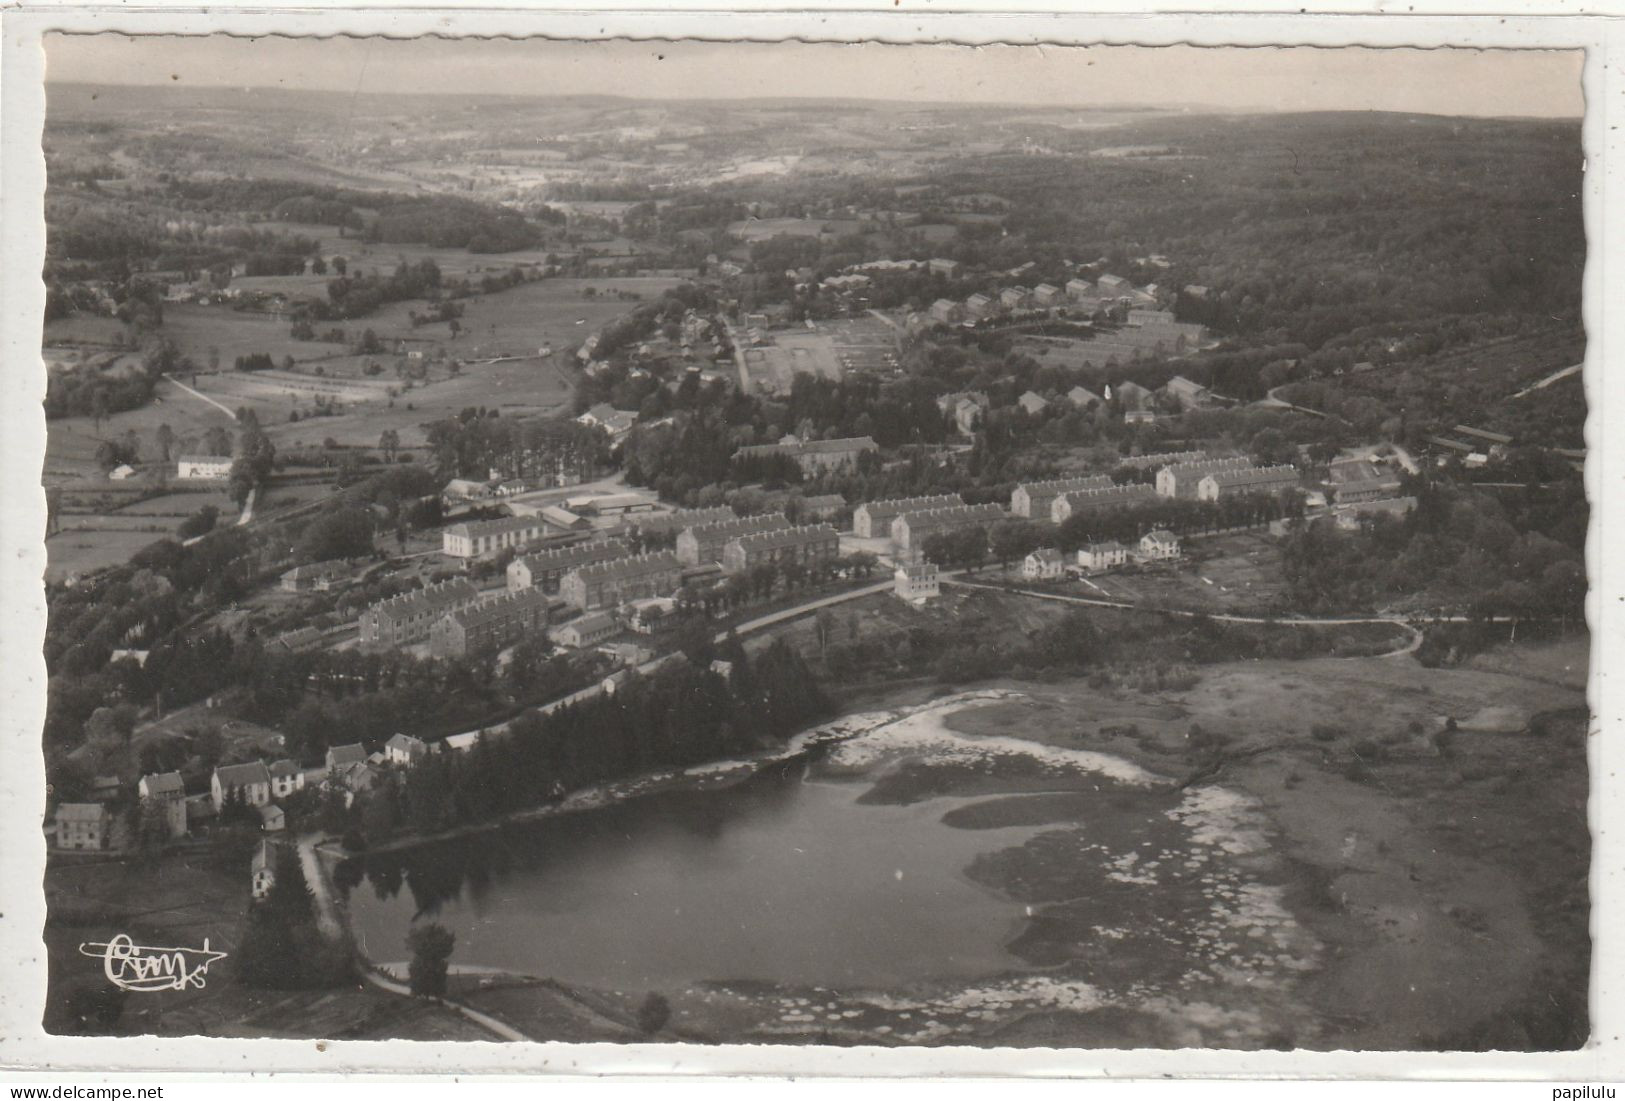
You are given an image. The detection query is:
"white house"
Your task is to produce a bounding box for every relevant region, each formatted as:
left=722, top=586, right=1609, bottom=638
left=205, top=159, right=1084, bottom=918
left=55, top=803, right=110, bottom=851
left=893, top=562, right=941, bottom=603
left=211, top=761, right=272, bottom=811
left=1078, top=541, right=1129, bottom=572
left=1023, top=548, right=1065, bottom=580
left=386, top=733, right=430, bottom=767
left=1139, top=529, right=1181, bottom=560
left=108, top=464, right=137, bottom=481
left=176, top=455, right=232, bottom=481
left=268, top=760, right=305, bottom=800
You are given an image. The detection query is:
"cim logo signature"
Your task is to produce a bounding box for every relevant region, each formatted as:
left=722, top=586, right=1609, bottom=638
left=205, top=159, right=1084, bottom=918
left=78, top=934, right=228, bottom=993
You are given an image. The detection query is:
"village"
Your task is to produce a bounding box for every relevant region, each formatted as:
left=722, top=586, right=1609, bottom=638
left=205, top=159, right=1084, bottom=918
left=30, top=47, right=1592, bottom=1055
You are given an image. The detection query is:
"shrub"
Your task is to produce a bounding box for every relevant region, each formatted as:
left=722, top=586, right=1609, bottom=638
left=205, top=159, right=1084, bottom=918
left=1310, top=723, right=1343, bottom=743
left=637, top=992, right=671, bottom=1034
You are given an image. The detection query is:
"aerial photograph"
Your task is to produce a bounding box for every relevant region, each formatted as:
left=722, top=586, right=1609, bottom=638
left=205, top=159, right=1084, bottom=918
left=33, top=35, right=1589, bottom=1051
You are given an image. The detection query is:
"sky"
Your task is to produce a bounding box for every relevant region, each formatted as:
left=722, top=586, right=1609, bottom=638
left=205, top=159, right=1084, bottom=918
left=43, top=34, right=1584, bottom=118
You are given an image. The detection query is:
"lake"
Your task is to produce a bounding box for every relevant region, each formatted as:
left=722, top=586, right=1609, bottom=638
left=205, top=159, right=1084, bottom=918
left=341, top=753, right=1042, bottom=991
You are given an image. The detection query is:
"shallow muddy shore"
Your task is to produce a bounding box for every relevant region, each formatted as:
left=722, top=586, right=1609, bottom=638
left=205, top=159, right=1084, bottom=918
left=370, top=644, right=1590, bottom=1050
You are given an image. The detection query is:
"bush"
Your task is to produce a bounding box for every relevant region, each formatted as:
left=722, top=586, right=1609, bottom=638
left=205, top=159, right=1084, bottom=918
left=637, top=992, right=671, bottom=1034
left=1310, top=723, right=1343, bottom=742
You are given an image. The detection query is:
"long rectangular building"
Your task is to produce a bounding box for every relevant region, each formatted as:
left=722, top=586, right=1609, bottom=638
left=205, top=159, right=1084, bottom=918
left=508, top=539, right=629, bottom=593
left=1197, top=465, right=1300, bottom=500
left=430, top=587, right=553, bottom=660
left=442, top=515, right=549, bottom=559
left=721, top=524, right=840, bottom=574
left=1010, top=476, right=1114, bottom=519
left=620, top=507, right=737, bottom=538
left=676, top=514, right=791, bottom=566
left=1050, top=483, right=1158, bottom=523
left=359, top=579, right=481, bottom=649
left=560, top=552, right=682, bottom=611
left=853, top=494, right=964, bottom=538
left=891, top=503, right=1006, bottom=551
left=1155, top=456, right=1254, bottom=499
left=1114, top=449, right=1207, bottom=471
left=733, top=436, right=879, bottom=476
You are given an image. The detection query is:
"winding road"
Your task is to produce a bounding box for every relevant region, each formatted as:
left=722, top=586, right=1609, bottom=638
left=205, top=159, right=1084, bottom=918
left=943, top=577, right=1437, bottom=658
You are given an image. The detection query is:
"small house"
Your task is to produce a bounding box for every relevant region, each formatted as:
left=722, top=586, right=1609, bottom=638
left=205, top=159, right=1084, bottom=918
left=269, top=759, right=305, bottom=800
left=1139, top=530, right=1181, bottom=560
left=385, top=733, right=430, bottom=767
left=55, top=803, right=110, bottom=851
left=1078, top=541, right=1129, bottom=572
left=893, top=562, right=941, bottom=603
left=211, top=761, right=272, bottom=811
left=251, top=840, right=277, bottom=900
left=325, top=744, right=368, bottom=773
left=1023, top=548, right=1066, bottom=580
left=257, top=804, right=286, bottom=832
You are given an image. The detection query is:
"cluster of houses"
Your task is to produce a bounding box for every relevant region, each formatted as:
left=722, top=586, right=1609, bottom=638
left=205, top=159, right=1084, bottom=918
left=1021, top=529, right=1182, bottom=581
left=935, top=371, right=1214, bottom=437
left=50, top=737, right=439, bottom=853
left=357, top=578, right=559, bottom=660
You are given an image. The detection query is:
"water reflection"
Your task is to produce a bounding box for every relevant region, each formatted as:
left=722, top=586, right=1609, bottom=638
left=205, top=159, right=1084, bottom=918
left=340, top=756, right=1041, bottom=989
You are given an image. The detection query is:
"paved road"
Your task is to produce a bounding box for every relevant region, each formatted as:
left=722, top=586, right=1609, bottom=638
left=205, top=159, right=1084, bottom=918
left=718, top=578, right=895, bottom=641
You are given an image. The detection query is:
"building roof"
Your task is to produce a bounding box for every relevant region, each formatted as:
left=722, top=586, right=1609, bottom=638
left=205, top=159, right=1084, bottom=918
left=896, top=562, right=939, bottom=579
left=1068, top=386, right=1103, bottom=407
left=176, top=454, right=231, bottom=466
left=365, top=579, right=480, bottom=623
left=560, top=611, right=618, bottom=636
left=57, top=803, right=108, bottom=823
left=140, top=771, right=185, bottom=797
left=1164, top=375, right=1207, bottom=396
left=1054, top=484, right=1158, bottom=510
left=215, top=761, right=271, bottom=787
left=1162, top=456, right=1253, bottom=480
left=571, top=552, right=682, bottom=583
left=1143, top=529, right=1179, bottom=543
left=252, top=839, right=276, bottom=875
left=685, top=514, right=791, bottom=543
left=857, top=494, right=964, bottom=519
left=444, top=514, right=546, bottom=541
left=727, top=524, right=839, bottom=554
left=799, top=494, right=847, bottom=510
left=1083, top=540, right=1129, bottom=553
left=1029, top=548, right=1064, bottom=564
left=895, top=503, right=1007, bottom=531
left=1016, top=475, right=1114, bottom=499
left=626, top=508, right=735, bottom=535
left=326, top=743, right=367, bottom=767
left=447, top=587, right=553, bottom=630
left=1204, top=465, right=1300, bottom=490
left=257, top=804, right=284, bottom=824
left=515, top=538, right=629, bottom=575
left=386, top=733, right=427, bottom=752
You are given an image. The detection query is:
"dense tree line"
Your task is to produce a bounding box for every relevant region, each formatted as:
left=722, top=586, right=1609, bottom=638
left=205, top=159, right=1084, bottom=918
left=1279, top=480, right=1585, bottom=616
left=341, top=638, right=826, bottom=852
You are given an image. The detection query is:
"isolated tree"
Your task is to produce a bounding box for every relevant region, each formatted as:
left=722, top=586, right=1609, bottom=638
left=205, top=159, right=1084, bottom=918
left=379, top=429, right=400, bottom=462
left=637, top=992, right=671, bottom=1035
left=155, top=422, right=175, bottom=463
left=407, top=923, right=456, bottom=998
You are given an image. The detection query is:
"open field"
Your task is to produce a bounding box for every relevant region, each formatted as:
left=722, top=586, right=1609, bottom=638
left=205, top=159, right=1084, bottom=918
left=44, top=384, right=236, bottom=482
left=1078, top=531, right=1290, bottom=613
left=931, top=637, right=1591, bottom=1049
